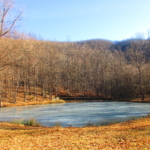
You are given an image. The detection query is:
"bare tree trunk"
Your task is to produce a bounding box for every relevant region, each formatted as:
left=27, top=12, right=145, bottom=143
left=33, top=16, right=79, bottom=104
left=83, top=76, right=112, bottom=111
left=14, top=81, right=19, bottom=103
left=24, top=78, right=27, bottom=102
left=34, top=81, right=37, bottom=101
left=0, top=80, right=3, bottom=107
left=42, top=81, right=45, bottom=101
left=0, top=89, right=2, bottom=107
left=138, top=67, right=144, bottom=100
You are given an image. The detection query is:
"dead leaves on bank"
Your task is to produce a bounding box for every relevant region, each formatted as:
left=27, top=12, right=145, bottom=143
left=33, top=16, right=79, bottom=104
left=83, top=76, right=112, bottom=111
left=0, top=117, right=150, bottom=150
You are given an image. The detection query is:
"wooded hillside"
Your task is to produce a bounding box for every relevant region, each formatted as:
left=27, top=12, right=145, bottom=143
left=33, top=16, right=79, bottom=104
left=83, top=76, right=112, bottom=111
left=0, top=37, right=150, bottom=106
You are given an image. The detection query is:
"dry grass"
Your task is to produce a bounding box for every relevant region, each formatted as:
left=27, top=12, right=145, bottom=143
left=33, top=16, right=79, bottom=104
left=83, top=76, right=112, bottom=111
left=0, top=117, right=150, bottom=150
left=131, top=97, right=150, bottom=102
left=1, top=99, right=65, bottom=107
left=1, top=86, right=65, bottom=108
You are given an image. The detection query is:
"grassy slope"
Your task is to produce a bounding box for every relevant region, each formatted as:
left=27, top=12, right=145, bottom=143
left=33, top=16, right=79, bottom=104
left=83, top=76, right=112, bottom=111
left=1, top=87, right=66, bottom=108
left=0, top=117, right=150, bottom=150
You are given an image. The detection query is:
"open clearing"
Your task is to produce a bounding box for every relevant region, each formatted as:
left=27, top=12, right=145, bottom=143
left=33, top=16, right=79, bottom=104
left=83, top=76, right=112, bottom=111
left=0, top=117, right=150, bottom=150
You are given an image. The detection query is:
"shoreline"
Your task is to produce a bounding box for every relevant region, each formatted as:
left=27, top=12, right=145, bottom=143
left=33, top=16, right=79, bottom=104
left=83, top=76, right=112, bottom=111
left=64, top=99, right=150, bottom=103
left=0, top=99, right=66, bottom=108
left=1, top=98, right=150, bottom=108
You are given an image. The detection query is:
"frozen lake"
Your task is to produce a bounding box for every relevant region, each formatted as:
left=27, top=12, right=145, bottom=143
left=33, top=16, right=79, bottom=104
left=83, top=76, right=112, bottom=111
left=0, top=102, right=150, bottom=127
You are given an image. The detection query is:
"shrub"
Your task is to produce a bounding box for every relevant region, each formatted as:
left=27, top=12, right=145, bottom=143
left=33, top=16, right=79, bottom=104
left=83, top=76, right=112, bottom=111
left=55, top=122, right=61, bottom=127
left=85, top=122, right=95, bottom=127
left=12, top=118, right=41, bottom=127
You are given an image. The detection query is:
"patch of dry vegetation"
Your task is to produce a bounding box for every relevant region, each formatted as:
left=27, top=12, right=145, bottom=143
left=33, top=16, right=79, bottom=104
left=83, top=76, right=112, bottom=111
left=0, top=117, right=150, bottom=149
left=131, top=98, right=150, bottom=102
left=1, top=99, right=65, bottom=107
left=1, top=87, right=65, bottom=108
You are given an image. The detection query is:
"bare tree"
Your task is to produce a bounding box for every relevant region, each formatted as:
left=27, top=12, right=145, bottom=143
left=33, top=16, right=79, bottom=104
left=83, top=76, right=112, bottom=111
left=0, top=0, right=23, bottom=37
left=127, top=40, right=146, bottom=100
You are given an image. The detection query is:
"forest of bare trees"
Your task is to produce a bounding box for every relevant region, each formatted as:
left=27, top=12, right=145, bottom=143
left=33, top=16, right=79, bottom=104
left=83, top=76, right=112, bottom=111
left=0, top=0, right=150, bottom=107
left=0, top=36, right=150, bottom=106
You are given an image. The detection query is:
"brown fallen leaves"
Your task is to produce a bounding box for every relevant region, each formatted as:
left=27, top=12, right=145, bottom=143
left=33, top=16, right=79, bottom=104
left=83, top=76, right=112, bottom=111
left=0, top=117, right=150, bottom=150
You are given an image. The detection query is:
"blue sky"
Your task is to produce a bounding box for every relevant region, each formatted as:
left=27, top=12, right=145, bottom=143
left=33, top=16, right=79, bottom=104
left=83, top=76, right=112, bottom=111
left=17, top=0, right=150, bottom=42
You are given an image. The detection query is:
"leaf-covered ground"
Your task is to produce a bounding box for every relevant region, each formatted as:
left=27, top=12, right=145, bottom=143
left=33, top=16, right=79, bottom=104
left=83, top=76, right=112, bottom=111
left=0, top=117, right=150, bottom=150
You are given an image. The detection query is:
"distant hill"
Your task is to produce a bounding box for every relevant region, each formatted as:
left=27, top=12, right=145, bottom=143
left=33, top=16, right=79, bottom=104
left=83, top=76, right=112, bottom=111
left=75, top=39, right=114, bottom=50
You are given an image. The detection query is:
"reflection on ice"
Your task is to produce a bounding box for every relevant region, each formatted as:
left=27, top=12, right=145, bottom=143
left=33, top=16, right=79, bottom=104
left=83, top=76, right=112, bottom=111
left=0, top=102, right=150, bottom=127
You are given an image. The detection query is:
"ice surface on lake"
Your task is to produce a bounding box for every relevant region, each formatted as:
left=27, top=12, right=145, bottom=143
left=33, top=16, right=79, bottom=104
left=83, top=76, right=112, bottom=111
left=0, top=102, right=150, bottom=127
